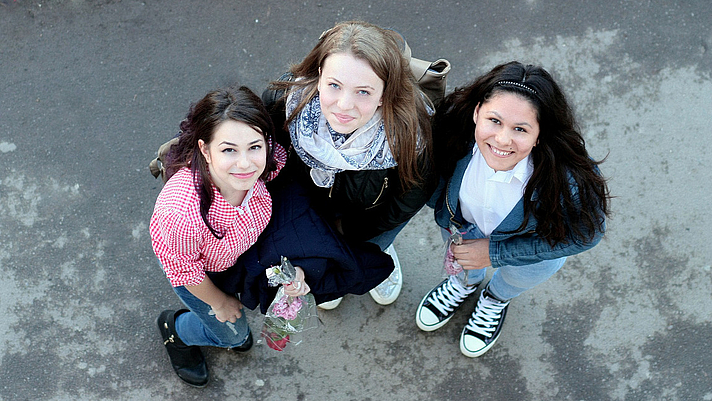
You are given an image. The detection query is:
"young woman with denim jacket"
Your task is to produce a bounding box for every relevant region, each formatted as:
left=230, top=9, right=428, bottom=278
left=415, top=61, right=610, bottom=358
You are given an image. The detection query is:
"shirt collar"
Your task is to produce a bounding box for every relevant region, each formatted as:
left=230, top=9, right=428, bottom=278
left=474, top=144, right=534, bottom=184
left=209, top=181, right=266, bottom=225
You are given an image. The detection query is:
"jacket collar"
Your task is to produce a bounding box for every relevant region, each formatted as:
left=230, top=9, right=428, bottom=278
left=446, top=142, right=538, bottom=237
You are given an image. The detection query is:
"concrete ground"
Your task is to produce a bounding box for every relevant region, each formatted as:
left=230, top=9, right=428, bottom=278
left=1, top=1, right=710, bottom=400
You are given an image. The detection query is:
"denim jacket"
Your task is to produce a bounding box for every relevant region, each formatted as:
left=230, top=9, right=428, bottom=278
left=429, top=143, right=605, bottom=267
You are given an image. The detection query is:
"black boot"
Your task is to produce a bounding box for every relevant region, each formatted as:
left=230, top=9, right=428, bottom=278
left=156, top=309, right=209, bottom=387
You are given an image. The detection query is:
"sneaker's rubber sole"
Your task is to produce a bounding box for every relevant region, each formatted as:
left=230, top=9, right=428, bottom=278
left=459, top=330, right=500, bottom=358
left=415, top=294, right=454, bottom=332
left=318, top=297, right=343, bottom=310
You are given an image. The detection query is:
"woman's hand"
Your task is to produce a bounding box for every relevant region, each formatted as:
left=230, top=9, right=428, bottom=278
left=451, top=238, right=491, bottom=270
left=284, top=266, right=311, bottom=297
left=211, top=295, right=244, bottom=323
left=185, top=277, right=243, bottom=323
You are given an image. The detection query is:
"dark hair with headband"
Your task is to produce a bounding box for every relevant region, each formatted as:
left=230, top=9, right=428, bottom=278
left=164, top=86, right=276, bottom=238
left=433, top=61, right=610, bottom=246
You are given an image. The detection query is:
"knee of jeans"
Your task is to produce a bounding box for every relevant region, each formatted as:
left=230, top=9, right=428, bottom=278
left=221, top=320, right=250, bottom=347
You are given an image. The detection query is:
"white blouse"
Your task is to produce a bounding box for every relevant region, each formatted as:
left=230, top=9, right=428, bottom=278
left=459, top=144, right=533, bottom=236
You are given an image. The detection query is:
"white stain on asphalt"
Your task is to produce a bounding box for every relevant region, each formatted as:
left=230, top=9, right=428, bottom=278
left=0, top=142, right=16, bottom=153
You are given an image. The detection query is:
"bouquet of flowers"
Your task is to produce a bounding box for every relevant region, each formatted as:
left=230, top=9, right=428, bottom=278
left=443, top=224, right=469, bottom=286
left=261, top=256, right=319, bottom=351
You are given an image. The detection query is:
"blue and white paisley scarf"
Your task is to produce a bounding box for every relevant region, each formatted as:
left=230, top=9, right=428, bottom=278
left=286, top=89, right=397, bottom=188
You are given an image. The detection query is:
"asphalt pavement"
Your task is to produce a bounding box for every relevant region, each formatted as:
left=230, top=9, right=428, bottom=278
left=1, top=1, right=711, bottom=400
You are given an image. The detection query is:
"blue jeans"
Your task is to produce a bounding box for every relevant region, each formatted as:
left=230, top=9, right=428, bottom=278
left=367, top=221, right=408, bottom=251
left=443, top=225, right=566, bottom=301
left=172, top=286, right=251, bottom=349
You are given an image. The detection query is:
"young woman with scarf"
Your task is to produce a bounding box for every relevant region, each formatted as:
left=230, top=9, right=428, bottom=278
left=263, top=21, right=437, bottom=308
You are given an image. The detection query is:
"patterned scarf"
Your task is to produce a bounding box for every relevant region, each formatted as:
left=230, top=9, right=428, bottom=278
left=286, top=89, right=397, bottom=188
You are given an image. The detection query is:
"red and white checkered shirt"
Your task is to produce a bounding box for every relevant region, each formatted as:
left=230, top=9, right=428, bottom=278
left=150, top=145, right=286, bottom=287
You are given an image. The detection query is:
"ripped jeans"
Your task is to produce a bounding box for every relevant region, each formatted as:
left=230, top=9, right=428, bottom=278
left=172, top=286, right=251, bottom=349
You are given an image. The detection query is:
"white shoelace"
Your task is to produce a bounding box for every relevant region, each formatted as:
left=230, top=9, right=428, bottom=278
left=427, top=277, right=475, bottom=315
left=465, top=293, right=510, bottom=338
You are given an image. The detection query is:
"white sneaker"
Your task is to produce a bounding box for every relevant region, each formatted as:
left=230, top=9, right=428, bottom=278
left=369, top=244, right=403, bottom=305
left=318, top=297, right=343, bottom=310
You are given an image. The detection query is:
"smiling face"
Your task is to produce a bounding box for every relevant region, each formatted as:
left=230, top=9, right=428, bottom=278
left=198, top=120, right=267, bottom=206
left=317, top=52, right=385, bottom=134
left=473, top=92, right=540, bottom=172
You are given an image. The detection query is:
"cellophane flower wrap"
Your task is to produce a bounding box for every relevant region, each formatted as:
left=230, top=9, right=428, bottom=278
left=261, top=256, right=319, bottom=351
left=443, top=224, right=469, bottom=286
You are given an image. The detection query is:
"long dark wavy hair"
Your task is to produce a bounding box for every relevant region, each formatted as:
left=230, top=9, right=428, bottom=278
left=271, top=20, right=433, bottom=191
left=164, top=86, right=277, bottom=239
left=434, top=61, right=610, bottom=246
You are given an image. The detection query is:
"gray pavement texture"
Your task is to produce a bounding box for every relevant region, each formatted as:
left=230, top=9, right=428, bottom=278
left=1, top=0, right=711, bottom=400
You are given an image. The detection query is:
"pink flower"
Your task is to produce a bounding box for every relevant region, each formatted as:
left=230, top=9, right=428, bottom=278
left=444, top=246, right=463, bottom=275
left=271, top=295, right=303, bottom=320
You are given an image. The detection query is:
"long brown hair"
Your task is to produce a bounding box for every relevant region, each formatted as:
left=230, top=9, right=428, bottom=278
left=273, top=21, right=433, bottom=190
left=164, top=86, right=276, bottom=238
left=434, top=61, right=610, bottom=246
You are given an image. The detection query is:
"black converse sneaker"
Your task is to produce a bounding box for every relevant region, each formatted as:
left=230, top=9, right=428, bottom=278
left=459, top=287, right=510, bottom=357
left=416, top=276, right=478, bottom=331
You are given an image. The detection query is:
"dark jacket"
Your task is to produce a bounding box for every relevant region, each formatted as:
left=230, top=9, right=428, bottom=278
left=208, top=181, right=395, bottom=313
left=263, top=81, right=437, bottom=242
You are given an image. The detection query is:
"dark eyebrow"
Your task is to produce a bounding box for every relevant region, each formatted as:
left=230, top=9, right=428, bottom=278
left=489, top=110, right=533, bottom=128
left=218, top=139, right=264, bottom=147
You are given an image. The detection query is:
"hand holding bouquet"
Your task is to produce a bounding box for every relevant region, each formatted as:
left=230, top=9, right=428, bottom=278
left=261, top=257, right=319, bottom=351
left=443, top=224, right=468, bottom=286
